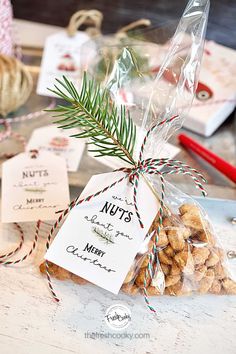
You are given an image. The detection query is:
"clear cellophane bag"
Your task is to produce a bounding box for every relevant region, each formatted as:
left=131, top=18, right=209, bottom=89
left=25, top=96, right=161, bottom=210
left=40, top=0, right=236, bottom=297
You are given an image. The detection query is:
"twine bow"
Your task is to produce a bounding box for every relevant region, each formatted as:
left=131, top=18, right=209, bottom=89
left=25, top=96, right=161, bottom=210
left=43, top=114, right=207, bottom=314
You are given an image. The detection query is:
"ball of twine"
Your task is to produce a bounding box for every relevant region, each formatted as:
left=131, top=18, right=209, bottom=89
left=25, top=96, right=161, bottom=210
left=0, top=0, right=14, bottom=57
left=0, top=54, right=33, bottom=117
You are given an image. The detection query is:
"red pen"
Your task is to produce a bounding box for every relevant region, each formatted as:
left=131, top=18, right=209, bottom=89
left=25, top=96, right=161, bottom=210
left=178, top=133, right=236, bottom=184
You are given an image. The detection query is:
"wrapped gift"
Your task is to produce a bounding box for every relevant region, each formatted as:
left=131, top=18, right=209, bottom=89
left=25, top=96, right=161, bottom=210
left=39, top=0, right=236, bottom=313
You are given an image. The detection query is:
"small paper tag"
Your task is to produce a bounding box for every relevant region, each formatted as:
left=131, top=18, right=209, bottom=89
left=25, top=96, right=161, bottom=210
left=45, top=171, right=159, bottom=294
left=37, top=31, right=91, bottom=97
left=26, top=125, right=85, bottom=172
left=1, top=151, right=70, bottom=223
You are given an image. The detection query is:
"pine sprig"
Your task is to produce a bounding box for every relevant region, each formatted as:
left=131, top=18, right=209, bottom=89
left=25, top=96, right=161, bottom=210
left=48, top=73, right=137, bottom=165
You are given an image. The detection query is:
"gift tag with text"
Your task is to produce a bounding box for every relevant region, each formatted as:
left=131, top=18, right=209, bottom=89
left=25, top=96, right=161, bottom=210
left=45, top=171, right=159, bottom=294
left=26, top=125, right=86, bottom=172
left=1, top=151, right=70, bottom=223
left=37, top=31, right=91, bottom=97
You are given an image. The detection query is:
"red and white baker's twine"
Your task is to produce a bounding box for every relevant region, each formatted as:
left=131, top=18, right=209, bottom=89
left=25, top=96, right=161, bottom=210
left=42, top=114, right=207, bottom=314
left=0, top=100, right=56, bottom=125
left=0, top=121, right=11, bottom=143
left=0, top=100, right=56, bottom=159
left=0, top=220, right=41, bottom=265
left=0, top=223, right=24, bottom=260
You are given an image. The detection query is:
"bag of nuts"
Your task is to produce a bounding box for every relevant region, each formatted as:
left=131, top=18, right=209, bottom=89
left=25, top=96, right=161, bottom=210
left=40, top=1, right=236, bottom=301
left=40, top=195, right=236, bottom=297
left=119, top=181, right=236, bottom=297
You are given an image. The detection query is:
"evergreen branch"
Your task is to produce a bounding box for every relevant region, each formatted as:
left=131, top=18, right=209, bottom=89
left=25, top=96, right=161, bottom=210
left=48, top=73, right=137, bottom=165
left=92, top=227, right=115, bottom=245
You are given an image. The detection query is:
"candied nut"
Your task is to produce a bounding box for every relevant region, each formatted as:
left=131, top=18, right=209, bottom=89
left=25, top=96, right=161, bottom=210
left=54, top=267, right=71, bottom=281
left=149, top=215, right=160, bottom=232
left=156, top=230, right=169, bottom=247
left=222, top=278, right=236, bottom=295
left=163, top=217, right=173, bottom=228
left=164, top=245, right=175, bottom=258
left=209, top=279, right=221, bottom=294
left=39, top=261, right=58, bottom=276
left=165, top=274, right=181, bottom=287
left=164, top=287, right=172, bottom=295
left=121, top=283, right=139, bottom=295
left=160, top=263, right=170, bottom=276
left=179, top=204, right=200, bottom=215
left=181, top=212, right=205, bottom=231
left=198, top=230, right=216, bottom=246
left=170, top=261, right=181, bottom=276
left=168, top=229, right=185, bottom=251
left=140, top=254, right=150, bottom=268
left=123, top=267, right=136, bottom=284
left=40, top=262, right=71, bottom=281
left=166, top=281, right=183, bottom=295
left=135, top=268, right=151, bottom=287
left=182, top=227, right=192, bottom=240
left=158, top=250, right=172, bottom=265
left=194, top=264, right=207, bottom=281
left=146, top=285, right=161, bottom=296
left=214, top=262, right=227, bottom=280
left=165, top=280, right=193, bottom=296
left=183, top=254, right=194, bottom=275
left=192, top=247, right=210, bottom=265
left=174, top=251, right=188, bottom=270
left=205, top=250, right=219, bottom=267
left=174, top=247, right=194, bottom=274
left=198, top=269, right=214, bottom=293
left=168, top=280, right=193, bottom=296
left=39, top=262, right=47, bottom=274
left=71, top=274, right=89, bottom=285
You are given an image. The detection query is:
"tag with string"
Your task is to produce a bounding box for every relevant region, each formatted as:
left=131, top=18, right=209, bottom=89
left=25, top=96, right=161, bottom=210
left=36, top=10, right=103, bottom=97
left=1, top=150, right=70, bottom=223
left=45, top=170, right=159, bottom=294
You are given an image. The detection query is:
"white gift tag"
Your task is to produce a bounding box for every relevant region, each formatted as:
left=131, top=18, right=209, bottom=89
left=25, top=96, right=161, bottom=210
left=26, top=125, right=85, bottom=172
left=1, top=151, right=70, bottom=223
left=45, top=171, right=159, bottom=294
left=37, top=31, right=90, bottom=97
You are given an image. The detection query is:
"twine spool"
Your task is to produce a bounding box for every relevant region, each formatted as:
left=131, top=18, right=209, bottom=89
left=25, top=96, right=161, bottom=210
left=116, top=19, right=151, bottom=39
left=0, top=54, right=33, bottom=117
left=0, top=0, right=14, bottom=57
left=67, top=9, right=103, bottom=37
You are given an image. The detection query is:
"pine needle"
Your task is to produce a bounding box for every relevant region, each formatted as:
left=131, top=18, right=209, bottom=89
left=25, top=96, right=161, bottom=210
left=48, top=73, right=137, bottom=165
